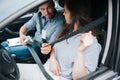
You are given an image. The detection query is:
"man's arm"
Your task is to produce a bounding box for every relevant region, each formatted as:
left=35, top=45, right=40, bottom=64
left=19, top=26, right=29, bottom=46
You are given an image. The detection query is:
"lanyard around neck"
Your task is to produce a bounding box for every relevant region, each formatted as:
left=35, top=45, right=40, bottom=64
left=38, top=12, right=44, bottom=34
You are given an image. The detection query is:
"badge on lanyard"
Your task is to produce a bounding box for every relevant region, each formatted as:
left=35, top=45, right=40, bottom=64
left=42, top=30, right=46, bottom=39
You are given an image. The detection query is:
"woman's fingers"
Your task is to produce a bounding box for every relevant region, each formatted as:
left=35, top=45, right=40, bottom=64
left=42, top=43, right=49, bottom=47
left=41, top=43, right=51, bottom=54
left=49, top=58, right=61, bottom=76
left=81, top=31, right=93, bottom=46
left=51, top=67, right=61, bottom=76
left=78, top=31, right=93, bottom=52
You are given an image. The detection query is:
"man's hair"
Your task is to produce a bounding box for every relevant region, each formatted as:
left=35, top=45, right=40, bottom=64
left=40, top=0, right=55, bottom=7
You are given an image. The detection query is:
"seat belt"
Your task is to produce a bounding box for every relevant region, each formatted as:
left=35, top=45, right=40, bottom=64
left=26, top=12, right=53, bottom=80
left=27, top=45, right=54, bottom=80
left=51, top=16, right=106, bottom=45
left=26, top=15, right=106, bottom=80
left=28, top=15, right=106, bottom=46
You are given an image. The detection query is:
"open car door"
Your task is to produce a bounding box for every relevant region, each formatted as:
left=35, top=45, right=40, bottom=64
left=0, top=0, right=120, bottom=80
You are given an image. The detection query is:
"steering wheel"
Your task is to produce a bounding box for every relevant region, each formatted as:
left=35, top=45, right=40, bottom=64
left=0, top=45, right=20, bottom=80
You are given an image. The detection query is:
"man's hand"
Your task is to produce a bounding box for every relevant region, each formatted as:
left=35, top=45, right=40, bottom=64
left=20, top=35, right=30, bottom=46
left=19, top=26, right=28, bottom=46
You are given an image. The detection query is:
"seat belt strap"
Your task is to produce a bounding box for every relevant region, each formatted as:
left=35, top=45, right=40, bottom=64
left=30, top=16, right=106, bottom=46
left=26, top=15, right=106, bottom=80
left=51, top=16, right=106, bottom=45
left=27, top=45, right=54, bottom=80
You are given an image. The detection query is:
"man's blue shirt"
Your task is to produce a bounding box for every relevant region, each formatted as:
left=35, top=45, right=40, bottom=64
left=24, top=11, right=64, bottom=44
left=1, top=11, right=64, bottom=60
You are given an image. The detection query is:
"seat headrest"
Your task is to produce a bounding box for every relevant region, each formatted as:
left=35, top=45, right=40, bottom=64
left=58, top=0, right=64, bottom=7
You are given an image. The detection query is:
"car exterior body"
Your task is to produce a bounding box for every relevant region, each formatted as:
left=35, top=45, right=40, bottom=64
left=0, top=0, right=120, bottom=80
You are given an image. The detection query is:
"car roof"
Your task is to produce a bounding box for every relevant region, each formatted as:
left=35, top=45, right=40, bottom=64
left=0, top=0, right=35, bottom=22
left=0, top=0, right=50, bottom=30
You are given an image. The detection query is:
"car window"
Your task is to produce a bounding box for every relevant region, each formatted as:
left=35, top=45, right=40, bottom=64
left=54, top=0, right=64, bottom=12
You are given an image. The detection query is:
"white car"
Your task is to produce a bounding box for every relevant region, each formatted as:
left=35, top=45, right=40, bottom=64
left=0, top=0, right=120, bottom=80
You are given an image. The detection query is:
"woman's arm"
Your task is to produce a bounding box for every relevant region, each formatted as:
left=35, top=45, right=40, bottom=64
left=49, top=48, right=61, bottom=76
left=41, top=44, right=61, bottom=75
left=72, top=31, right=93, bottom=80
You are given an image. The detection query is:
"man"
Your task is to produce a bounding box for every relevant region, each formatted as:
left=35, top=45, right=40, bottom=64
left=2, top=0, right=64, bottom=64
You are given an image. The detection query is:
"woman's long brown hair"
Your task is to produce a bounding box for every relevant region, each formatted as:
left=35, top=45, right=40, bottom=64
left=57, top=0, right=98, bottom=39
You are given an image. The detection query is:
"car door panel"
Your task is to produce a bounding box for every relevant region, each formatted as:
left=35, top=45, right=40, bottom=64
left=0, top=14, right=35, bottom=43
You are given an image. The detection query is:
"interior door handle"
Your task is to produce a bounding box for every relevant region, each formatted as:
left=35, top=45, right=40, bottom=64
left=0, top=30, right=3, bottom=33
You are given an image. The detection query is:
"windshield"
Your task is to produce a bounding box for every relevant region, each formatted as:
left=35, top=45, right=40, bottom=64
left=0, top=0, right=35, bottom=22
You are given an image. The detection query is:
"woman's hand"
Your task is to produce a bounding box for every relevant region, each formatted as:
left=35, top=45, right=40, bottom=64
left=73, top=31, right=93, bottom=79
left=49, top=57, right=61, bottom=76
left=78, top=31, right=93, bottom=52
left=41, top=43, right=52, bottom=54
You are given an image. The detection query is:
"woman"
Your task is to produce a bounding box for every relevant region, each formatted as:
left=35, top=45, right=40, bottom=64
left=41, top=0, right=101, bottom=79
